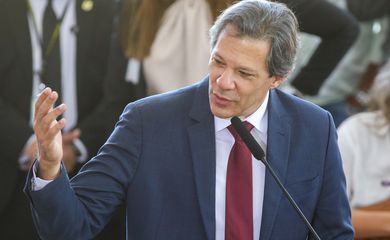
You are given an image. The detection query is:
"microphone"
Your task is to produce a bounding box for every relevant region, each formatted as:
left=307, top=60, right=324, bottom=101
left=230, top=116, right=322, bottom=240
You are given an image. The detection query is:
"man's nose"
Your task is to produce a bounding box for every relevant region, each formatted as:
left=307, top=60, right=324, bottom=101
left=216, top=70, right=235, bottom=89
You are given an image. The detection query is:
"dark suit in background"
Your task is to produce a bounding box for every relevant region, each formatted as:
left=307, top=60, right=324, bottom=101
left=0, top=0, right=135, bottom=238
left=278, top=0, right=359, bottom=95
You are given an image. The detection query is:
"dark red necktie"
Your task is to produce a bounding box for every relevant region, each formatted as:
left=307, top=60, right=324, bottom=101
left=225, top=122, right=254, bottom=240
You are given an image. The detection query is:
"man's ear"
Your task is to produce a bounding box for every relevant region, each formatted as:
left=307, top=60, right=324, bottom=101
left=270, top=76, right=287, bottom=89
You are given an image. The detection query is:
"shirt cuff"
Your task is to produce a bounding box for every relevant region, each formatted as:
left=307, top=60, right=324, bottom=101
left=31, top=163, right=54, bottom=191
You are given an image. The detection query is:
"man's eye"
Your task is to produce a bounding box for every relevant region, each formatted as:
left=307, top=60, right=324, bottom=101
left=239, top=71, right=253, bottom=78
left=215, top=59, right=223, bottom=64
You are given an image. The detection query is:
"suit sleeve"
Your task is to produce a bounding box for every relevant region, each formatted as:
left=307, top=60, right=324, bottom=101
left=24, top=102, right=142, bottom=239
left=310, top=112, right=354, bottom=239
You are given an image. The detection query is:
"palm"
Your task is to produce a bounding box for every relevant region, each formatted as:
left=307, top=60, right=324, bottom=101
left=38, top=124, right=63, bottom=164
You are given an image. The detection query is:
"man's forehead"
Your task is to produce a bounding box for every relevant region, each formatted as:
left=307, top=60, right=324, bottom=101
left=215, top=24, right=270, bottom=49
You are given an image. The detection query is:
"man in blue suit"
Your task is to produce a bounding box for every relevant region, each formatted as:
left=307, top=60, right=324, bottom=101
left=25, top=0, right=354, bottom=239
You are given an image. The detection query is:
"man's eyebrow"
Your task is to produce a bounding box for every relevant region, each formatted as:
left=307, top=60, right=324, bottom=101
left=213, top=52, right=223, bottom=60
left=213, top=52, right=257, bottom=74
left=237, top=66, right=257, bottom=74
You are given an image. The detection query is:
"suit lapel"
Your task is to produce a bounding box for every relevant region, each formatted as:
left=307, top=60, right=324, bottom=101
left=187, top=78, right=216, bottom=240
left=260, top=90, right=291, bottom=240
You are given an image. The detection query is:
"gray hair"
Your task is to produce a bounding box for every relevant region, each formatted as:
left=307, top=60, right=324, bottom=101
left=209, top=0, right=299, bottom=77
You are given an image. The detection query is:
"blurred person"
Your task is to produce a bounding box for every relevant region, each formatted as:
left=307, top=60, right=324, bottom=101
left=347, top=0, right=390, bottom=24
left=119, top=0, right=235, bottom=95
left=277, top=0, right=359, bottom=96
left=338, top=59, right=390, bottom=239
left=305, top=0, right=390, bottom=127
left=25, top=1, right=353, bottom=239
left=0, top=0, right=136, bottom=238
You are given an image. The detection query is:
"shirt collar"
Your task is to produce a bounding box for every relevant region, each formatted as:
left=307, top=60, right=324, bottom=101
left=214, top=91, right=269, bottom=133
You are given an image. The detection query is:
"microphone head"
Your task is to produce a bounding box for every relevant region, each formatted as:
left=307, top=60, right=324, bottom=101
left=230, top=116, right=265, bottom=161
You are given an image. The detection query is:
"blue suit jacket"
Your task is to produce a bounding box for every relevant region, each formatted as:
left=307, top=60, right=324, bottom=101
left=25, top=77, right=353, bottom=239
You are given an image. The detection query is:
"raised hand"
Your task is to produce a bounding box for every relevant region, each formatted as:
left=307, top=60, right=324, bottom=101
left=33, top=88, right=67, bottom=180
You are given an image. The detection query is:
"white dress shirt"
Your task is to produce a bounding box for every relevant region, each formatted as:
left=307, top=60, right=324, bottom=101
left=215, top=91, right=269, bottom=240
left=28, top=0, right=77, bottom=131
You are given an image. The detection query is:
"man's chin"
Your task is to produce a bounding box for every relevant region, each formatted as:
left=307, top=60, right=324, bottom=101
left=210, top=106, right=235, bottom=119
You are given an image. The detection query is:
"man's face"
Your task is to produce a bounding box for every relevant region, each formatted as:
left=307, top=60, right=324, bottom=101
left=209, top=25, right=284, bottom=119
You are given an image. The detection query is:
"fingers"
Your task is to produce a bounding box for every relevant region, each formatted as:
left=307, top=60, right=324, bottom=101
left=35, top=117, right=66, bottom=147
left=34, top=88, right=51, bottom=109
left=34, top=88, right=52, bottom=120
left=35, top=88, right=62, bottom=121
left=34, top=87, right=67, bottom=136
left=34, top=104, right=66, bottom=138
left=45, top=118, right=66, bottom=143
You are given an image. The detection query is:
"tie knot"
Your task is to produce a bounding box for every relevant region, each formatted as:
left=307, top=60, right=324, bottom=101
left=228, top=121, right=254, bottom=142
